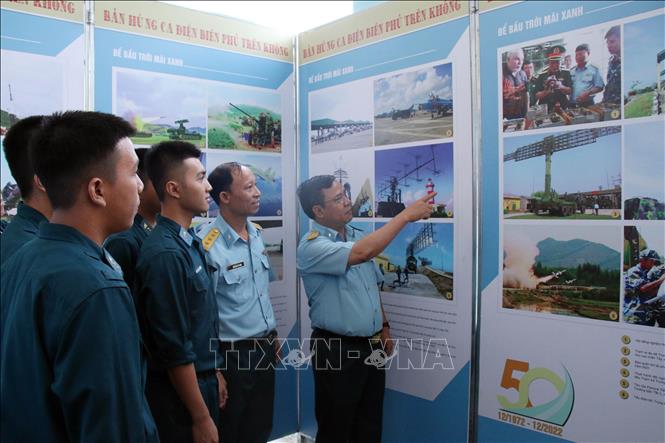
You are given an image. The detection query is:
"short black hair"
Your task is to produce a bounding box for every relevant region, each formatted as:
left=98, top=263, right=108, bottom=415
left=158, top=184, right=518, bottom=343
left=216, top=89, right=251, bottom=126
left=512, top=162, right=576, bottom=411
left=135, top=148, right=149, bottom=182
left=575, top=44, right=590, bottom=53
left=297, top=175, right=336, bottom=220
left=523, top=59, right=532, bottom=65
left=605, top=26, right=620, bottom=40
left=29, top=111, right=135, bottom=209
left=144, top=141, right=201, bottom=201
left=208, top=162, right=242, bottom=206
left=2, top=115, right=45, bottom=199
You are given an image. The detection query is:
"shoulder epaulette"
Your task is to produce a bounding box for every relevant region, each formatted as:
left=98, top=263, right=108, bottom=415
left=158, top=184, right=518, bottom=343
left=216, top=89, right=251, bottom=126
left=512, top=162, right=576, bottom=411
left=252, top=222, right=263, bottom=231
left=202, top=228, right=221, bottom=251
left=306, top=230, right=319, bottom=241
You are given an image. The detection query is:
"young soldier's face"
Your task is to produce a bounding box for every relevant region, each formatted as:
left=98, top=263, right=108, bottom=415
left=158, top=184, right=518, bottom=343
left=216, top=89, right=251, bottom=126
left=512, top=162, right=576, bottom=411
left=223, top=165, right=261, bottom=217
left=179, top=157, right=211, bottom=214
left=106, top=137, right=143, bottom=233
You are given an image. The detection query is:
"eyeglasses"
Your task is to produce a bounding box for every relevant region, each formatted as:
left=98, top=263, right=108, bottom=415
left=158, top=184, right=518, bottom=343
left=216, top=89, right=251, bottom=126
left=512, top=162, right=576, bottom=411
left=323, top=193, right=349, bottom=205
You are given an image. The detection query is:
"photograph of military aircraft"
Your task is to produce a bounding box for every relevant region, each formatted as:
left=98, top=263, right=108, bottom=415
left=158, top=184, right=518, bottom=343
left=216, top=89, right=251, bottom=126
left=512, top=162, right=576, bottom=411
left=374, top=62, right=453, bottom=146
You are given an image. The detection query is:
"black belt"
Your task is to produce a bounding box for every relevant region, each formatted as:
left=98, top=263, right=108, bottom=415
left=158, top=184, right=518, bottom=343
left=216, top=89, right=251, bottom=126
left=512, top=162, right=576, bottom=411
left=312, top=328, right=382, bottom=343
left=219, top=330, right=277, bottom=349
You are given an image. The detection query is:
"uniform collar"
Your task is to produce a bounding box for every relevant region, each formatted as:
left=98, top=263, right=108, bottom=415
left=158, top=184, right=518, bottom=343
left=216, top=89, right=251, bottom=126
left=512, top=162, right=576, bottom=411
left=16, top=202, right=48, bottom=226
left=157, top=214, right=194, bottom=246
left=39, top=223, right=104, bottom=260
left=134, top=213, right=153, bottom=233
left=214, top=215, right=257, bottom=248
left=311, top=221, right=352, bottom=242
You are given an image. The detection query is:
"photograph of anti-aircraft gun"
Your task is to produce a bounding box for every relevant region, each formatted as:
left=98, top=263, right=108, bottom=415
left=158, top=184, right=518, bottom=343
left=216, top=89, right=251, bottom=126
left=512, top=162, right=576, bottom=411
left=503, top=225, right=621, bottom=322
left=208, top=85, right=282, bottom=152
left=373, top=63, right=453, bottom=146
left=374, top=143, right=453, bottom=218
left=503, top=126, right=622, bottom=219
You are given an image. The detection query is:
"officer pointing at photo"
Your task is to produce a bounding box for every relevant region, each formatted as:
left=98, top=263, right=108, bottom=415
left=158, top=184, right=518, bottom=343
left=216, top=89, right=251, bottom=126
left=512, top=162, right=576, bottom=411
left=296, top=175, right=435, bottom=443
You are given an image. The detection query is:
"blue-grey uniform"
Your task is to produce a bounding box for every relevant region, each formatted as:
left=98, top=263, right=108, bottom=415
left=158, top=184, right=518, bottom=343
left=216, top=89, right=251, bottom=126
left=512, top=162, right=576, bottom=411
left=0, top=202, right=48, bottom=265
left=570, top=63, right=604, bottom=106
left=197, top=216, right=277, bottom=443
left=297, top=221, right=383, bottom=336
left=296, top=221, right=385, bottom=443
left=135, top=215, right=221, bottom=443
left=0, top=223, right=159, bottom=443
left=105, top=213, right=152, bottom=289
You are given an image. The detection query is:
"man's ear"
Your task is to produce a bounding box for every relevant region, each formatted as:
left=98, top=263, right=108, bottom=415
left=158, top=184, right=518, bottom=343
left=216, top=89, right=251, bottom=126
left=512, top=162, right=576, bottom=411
left=312, top=204, right=324, bottom=220
left=87, top=177, right=106, bottom=207
left=165, top=180, right=180, bottom=199
left=218, top=191, right=231, bottom=205
left=33, top=174, right=47, bottom=193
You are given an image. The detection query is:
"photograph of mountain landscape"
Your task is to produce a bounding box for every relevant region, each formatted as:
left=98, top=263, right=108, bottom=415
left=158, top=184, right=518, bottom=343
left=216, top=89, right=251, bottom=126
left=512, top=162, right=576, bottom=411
left=208, top=84, right=281, bottom=152
left=114, top=68, right=206, bottom=148
left=503, top=224, right=621, bottom=322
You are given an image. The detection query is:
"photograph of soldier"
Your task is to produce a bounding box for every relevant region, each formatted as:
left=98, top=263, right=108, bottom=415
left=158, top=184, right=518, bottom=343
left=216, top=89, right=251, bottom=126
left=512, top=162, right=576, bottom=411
left=624, top=14, right=665, bottom=118
left=502, top=24, right=623, bottom=132
left=570, top=44, right=604, bottom=107
left=623, top=121, right=665, bottom=220
left=602, top=26, right=621, bottom=105
left=533, top=45, right=573, bottom=113
left=623, top=225, right=665, bottom=327
left=502, top=48, right=529, bottom=119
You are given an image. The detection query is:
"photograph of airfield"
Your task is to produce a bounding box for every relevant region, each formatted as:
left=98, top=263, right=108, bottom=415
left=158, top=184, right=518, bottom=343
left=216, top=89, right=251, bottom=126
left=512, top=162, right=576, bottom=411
left=623, top=14, right=665, bottom=119
left=208, top=85, right=281, bottom=152
left=309, top=80, right=373, bottom=154
left=374, top=143, right=453, bottom=218
left=206, top=151, right=282, bottom=217
left=623, top=121, right=665, bottom=220
left=503, top=224, right=621, bottom=322
left=375, top=222, right=453, bottom=300
left=310, top=149, right=374, bottom=217
left=373, top=63, right=453, bottom=146
left=623, top=225, right=664, bottom=327
left=115, top=68, right=206, bottom=148
left=252, top=219, right=284, bottom=281
left=503, top=127, right=621, bottom=219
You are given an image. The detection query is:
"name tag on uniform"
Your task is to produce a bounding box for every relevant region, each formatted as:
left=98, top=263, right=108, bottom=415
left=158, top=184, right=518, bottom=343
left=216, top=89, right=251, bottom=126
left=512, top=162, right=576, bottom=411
left=227, top=261, right=245, bottom=271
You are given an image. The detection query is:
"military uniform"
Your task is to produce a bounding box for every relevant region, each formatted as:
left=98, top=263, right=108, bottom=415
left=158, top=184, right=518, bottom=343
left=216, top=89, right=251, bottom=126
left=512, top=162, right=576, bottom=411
left=0, top=202, right=48, bottom=265
left=570, top=63, right=604, bottom=106
left=105, top=214, right=152, bottom=289
left=197, top=216, right=277, bottom=443
left=534, top=69, right=572, bottom=112
left=297, top=221, right=385, bottom=443
left=135, top=215, right=221, bottom=443
left=603, top=55, right=621, bottom=104
left=0, top=223, right=159, bottom=442
left=624, top=263, right=665, bottom=327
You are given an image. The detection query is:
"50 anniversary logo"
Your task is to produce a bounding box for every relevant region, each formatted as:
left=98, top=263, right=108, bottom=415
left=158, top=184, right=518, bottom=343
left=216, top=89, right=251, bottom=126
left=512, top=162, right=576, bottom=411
left=497, top=359, right=575, bottom=427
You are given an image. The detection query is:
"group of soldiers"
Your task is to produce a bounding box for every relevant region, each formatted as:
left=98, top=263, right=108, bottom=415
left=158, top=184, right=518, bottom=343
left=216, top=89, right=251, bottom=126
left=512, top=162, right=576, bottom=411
left=1, top=110, right=436, bottom=443
left=503, top=26, right=621, bottom=120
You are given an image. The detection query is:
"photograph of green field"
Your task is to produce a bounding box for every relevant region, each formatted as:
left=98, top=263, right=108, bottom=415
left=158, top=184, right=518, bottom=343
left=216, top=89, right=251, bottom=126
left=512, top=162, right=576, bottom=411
left=208, top=85, right=281, bottom=152
left=503, top=224, right=621, bottom=322
left=114, top=68, right=206, bottom=148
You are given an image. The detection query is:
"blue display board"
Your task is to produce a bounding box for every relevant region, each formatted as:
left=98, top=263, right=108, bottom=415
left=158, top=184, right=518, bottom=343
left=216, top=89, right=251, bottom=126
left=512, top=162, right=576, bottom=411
left=478, top=1, right=665, bottom=442
left=298, top=2, right=475, bottom=441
